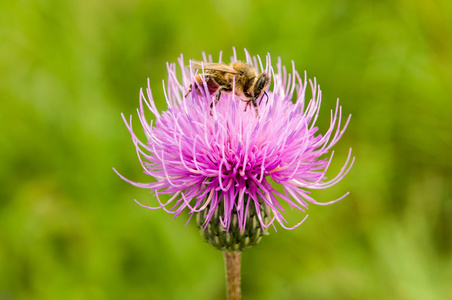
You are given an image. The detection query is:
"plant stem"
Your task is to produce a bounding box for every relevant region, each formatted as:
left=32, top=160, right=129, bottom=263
left=223, top=251, right=241, bottom=300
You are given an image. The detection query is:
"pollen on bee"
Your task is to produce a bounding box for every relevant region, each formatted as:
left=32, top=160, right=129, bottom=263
left=195, top=74, right=203, bottom=83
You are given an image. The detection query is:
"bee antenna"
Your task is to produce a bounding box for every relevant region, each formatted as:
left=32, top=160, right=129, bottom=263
left=260, top=91, right=269, bottom=105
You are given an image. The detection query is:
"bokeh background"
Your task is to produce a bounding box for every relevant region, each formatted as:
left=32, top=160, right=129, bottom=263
left=1, top=0, right=451, bottom=299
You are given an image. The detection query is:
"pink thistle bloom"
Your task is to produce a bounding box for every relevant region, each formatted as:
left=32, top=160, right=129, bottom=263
left=115, top=50, right=354, bottom=233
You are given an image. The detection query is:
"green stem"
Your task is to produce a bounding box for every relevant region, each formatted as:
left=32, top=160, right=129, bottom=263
left=223, top=251, right=241, bottom=300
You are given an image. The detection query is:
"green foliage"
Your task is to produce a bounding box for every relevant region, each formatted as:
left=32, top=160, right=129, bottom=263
left=1, top=0, right=451, bottom=299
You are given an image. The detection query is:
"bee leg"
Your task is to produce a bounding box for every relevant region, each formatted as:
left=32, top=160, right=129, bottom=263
left=243, top=92, right=253, bottom=112
left=213, top=86, right=232, bottom=107
left=209, top=87, right=231, bottom=115
left=209, top=89, right=222, bottom=111
left=185, top=84, right=193, bottom=97
left=186, top=74, right=205, bottom=98
left=244, top=101, right=252, bottom=112
left=251, top=97, right=259, bottom=117
left=243, top=99, right=259, bottom=117
left=213, top=88, right=223, bottom=107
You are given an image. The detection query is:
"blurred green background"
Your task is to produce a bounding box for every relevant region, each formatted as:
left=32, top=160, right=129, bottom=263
left=1, top=0, right=451, bottom=299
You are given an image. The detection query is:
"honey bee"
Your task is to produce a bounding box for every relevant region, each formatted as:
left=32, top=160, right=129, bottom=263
left=185, top=61, right=270, bottom=117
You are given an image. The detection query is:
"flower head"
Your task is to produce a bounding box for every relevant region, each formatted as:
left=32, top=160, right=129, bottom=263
left=116, top=49, right=354, bottom=236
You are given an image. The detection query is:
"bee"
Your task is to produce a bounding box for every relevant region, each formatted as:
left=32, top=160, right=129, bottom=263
left=185, top=61, right=270, bottom=117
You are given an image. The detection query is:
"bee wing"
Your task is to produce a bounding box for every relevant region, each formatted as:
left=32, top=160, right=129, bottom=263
left=189, top=60, right=239, bottom=75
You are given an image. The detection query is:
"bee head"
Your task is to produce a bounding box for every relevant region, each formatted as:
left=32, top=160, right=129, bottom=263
left=254, top=73, right=270, bottom=97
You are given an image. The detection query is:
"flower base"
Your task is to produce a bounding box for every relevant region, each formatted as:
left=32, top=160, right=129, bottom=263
left=196, top=196, right=269, bottom=252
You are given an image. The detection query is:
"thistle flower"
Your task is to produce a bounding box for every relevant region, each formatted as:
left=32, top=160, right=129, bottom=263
left=115, top=50, right=354, bottom=249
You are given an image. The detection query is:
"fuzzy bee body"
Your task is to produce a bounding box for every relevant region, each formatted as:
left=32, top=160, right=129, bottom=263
left=186, top=61, right=270, bottom=117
